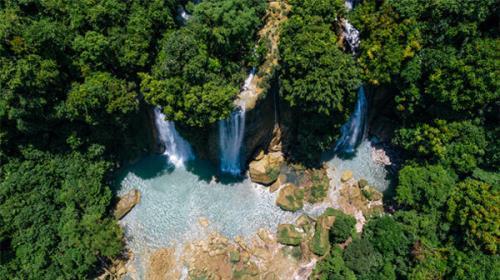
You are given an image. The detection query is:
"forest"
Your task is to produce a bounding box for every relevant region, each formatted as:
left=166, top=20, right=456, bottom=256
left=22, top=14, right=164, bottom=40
left=0, top=0, right=498, bottom=279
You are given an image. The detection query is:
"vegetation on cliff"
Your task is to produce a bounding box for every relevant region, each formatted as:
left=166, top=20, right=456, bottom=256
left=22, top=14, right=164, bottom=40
left=313, top=0, right=499, bottom=279
left=0, top=0, right=498, bottom=279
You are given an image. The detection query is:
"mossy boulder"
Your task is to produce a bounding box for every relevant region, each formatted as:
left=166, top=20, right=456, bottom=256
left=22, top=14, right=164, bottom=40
left=277, top=224, right=303, bottom=246
left=361, top=186, right=383, bottom=201
left=306, top=168, right=330, bottom=203
left=358, top=179, right=369, bottom=188
left=310, top=208, right=337, bottom=256
left=249, top=152, right=283, bottom=185
left=276, top=183, right=304, bottom=212
left=295, top=214, right=315, bottom=233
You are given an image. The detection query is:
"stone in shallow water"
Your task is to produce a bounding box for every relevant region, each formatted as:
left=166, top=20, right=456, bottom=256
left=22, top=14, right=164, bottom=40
left=114, top=189, right=140, bottom=220
left=276, top=183, right=304, bottom=212
left=341, top=170, right=353, bottom=182
left=198, top=217, right=209, bottom=228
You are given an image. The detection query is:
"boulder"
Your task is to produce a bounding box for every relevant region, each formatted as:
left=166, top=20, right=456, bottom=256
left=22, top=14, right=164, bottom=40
left=276, top=183, right=304, bottom=212
left=361, top=186, right=383, bottom=201
left=198, top=217, right=210, bottom=228
left=341, top=170, right=353, bottom=182
left=295, top=214, right=315, bottom=234
left=249, top=152, right=283, bottom=185
left=114, top=189, right=140, bottom=220
left=309, top=208, right=336, bottom=256
left=358, top=179, right=369, bottom=188
left=277, top=224, right=303, bottom=246
left=269, top=174, right=285, bottom=193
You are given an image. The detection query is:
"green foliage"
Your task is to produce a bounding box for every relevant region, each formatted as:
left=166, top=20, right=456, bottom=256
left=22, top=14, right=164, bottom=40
left=64, top=72, right=138, bottom=125
left=0, top=1, right=177, bottom=278
left=143, top=0, right=267, bottom=127
left=447, top=179, right=499, bottom=254
left=394, top=120, right=487, bottom=174
left=312, top=246, right=356, bottom=280
left=0, top=149, right=122, bottom=279
left=350, top=0, right=422, bottom=86
left=395, top=164, right=457, bottom=212
left=343, top=238, right=381, bottom=276
left=278, top=0, right=361, bottom=162
left=329, top=212, right=356, bottom=244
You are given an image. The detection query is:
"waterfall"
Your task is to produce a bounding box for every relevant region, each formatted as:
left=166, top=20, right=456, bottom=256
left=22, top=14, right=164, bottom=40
left=218, top=70, right=255, bottom=175
left=335, top=87, right=368, bottom=155
left=343, top=0, right=360, bottom=53
left=343, top=20, right=360, bottom=53
left=345, top=0, right=358, bottom=10
left=218, top=107, right=246, bottom=175
left=154, top=107, right=194, bottom=167
left=177, top=6, right=191, bottom=22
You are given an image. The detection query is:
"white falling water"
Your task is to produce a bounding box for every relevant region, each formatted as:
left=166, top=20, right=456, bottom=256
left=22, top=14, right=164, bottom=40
left=343, top=0, right=360, bottom=53
left=345, top=0, right=358, bottom=11
left=154, top=107, right=194, bottom=167
left=343, top=20, right=360, bottom=53
left=218, top=70, right=255, bottom=175
left=177, top=6, right=191, bottom=22
left=218, top=107, right=246, bottom=175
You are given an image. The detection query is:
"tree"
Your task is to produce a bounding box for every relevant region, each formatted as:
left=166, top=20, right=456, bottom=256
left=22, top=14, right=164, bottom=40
left=395, top=164, right=457, bottom=212
left=447, top=179, right=499, bottom=254
left=0, top=148, right=122, bottom=279
left=64, top=72, right=138, bottom=125
left=329, top=211, right=356, bottom=244
left=343, top=238, right=381, bottom=276
left=312, top=246, right=356, bottom=280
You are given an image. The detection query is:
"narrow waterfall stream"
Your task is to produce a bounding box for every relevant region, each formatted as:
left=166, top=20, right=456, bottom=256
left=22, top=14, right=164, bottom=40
left=154, top=107, right=194, bottom=167
left=334, top=87, right=368, bottom=154
left=218, top=69, right=255, bottom=175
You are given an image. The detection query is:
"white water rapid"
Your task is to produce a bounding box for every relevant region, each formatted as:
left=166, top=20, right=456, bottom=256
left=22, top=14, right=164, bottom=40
left=154, top=107, right=194, bottom=167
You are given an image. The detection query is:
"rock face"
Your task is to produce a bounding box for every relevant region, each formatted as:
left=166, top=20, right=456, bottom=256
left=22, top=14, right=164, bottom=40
left=277, top=224, right=303, bottom=246
left=114, top=189, right=140, bottom=220
left=276, top=183, right=304, bottom=212
left=249, top=152, right=284, bottom=185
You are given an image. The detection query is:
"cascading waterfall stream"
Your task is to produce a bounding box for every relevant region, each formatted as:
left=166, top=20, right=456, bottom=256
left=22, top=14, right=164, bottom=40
left=154, top=107, right=194, bottom=167
left=218, top=69, right=255, bottom=175
left=343, top=1, right=360, bottom=53
left=343, top=20, right=360, bottom=53
left=333, top=0, right=366, bottom=155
